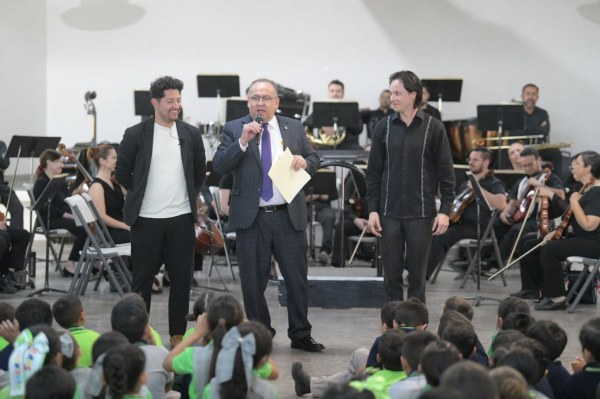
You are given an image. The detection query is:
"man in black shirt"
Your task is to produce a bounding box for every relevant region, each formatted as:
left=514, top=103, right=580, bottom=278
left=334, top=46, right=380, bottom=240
left=361, top=89, right=394, bottom=140
left=304, top=80, right=364, bottom=150
left=366, top=70, right=455, bottom=303
left=426, top=147, right=506, bottom=279
left=420, top=84, right=441, bottom=121
left=521, top=83, right=550, bottom=141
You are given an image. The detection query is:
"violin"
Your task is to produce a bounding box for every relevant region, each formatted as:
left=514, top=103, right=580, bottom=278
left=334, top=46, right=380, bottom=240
left=448, top=169, right=493, bottom=224
left=551, top=183, right=591, bottom=240
left=194, top=197, right=224, bottom=255
left=512, top=167, right=551, bottom=223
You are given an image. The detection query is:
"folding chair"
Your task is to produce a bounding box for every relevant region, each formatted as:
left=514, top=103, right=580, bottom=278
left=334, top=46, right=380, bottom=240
left=24, top=184, right=72, bottom=273
left=80, top=193, right=133, bottom=290
left=207, top=186, right=236, bottom=281
left=64, top=195, right=131, bottom=296
left=566, top=256, right=600, bottom=313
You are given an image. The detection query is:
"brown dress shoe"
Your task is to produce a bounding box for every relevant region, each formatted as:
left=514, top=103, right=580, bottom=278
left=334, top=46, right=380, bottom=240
left=169, top=335, right=183, bottom=349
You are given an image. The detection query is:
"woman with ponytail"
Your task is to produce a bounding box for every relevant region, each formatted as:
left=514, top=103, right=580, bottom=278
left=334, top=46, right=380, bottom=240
left=33, top=149, right=87, bottom=276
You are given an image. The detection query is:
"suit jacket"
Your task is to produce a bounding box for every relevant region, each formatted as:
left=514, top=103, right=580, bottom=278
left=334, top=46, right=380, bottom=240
left=213, top=114, right=319, bottom=231
left=115, top=118, right=206, bottom=226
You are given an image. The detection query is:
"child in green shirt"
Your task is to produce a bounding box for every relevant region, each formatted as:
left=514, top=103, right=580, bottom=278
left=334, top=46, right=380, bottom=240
left=52, top=295, right=100, bottom=367
left=102, top=344, right=147, bottom=399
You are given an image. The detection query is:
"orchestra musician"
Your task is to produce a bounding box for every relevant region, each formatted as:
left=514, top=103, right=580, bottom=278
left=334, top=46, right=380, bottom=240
left=360, top=89, right=394, bottom=140
left=0, top=140, right=25, bottom=230
left=507, top=141, right=525, bottom=172
left=493, top=147, right=565, bottom=271
left=420, top=83, right=441, bottom=120
left=304, top=80, right=364, bottom=151
left=33, top=149, right=87, bottom=276
left=366, top=70, right=455, bottom=303
left=533, top=151, right=600, bottom=311
left=513, top=154, right=585, bottom=300
left=521, top=83, right=550, bottom=140
left=115, top=76, right=206, bottom=348
left=426, top=147, right=506, bottom=280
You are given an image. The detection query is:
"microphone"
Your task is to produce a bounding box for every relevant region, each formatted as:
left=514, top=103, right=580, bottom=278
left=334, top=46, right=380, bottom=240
left=255, top=115, right=263, bottom=141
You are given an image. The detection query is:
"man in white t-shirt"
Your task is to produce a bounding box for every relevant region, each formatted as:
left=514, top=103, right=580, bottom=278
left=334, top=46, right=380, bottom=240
left=116, top=76, right=206, bottom=347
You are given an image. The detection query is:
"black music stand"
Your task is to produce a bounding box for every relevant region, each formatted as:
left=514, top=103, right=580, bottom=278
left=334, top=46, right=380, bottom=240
left=477, top=105, right=524, bottom=169
left=463, top=171, right=500, bottom=306
left=312, top=101, right=360, bottom=150
left=197, top=75, right=241, bottom=124
left=7, top=136, right=62, bottom=182
left=29, top=173, right=68, bottom=297
left=134, top=90, right=154, bottom=121
left=304, top=170, right=337, bottom=262
left=226, top=98, right=248, bottom=122
left=421, top=79, right=463, bottom=116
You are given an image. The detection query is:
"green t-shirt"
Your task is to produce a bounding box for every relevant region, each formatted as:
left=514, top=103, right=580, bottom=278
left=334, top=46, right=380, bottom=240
left=350, top=369, right=407, bottom=399
left=68, top=326, right=100, bottom=367
left=149, top=326, right=163, bottom=347
left=0, top=337, right=9, bottom=352
left=183, top=327, right=196, bottom=340
left=201, top=366, right=277, bottom=399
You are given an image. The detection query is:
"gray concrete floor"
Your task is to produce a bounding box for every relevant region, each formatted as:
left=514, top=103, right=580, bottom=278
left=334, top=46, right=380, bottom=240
left=1, top=240, right=599, bottom=398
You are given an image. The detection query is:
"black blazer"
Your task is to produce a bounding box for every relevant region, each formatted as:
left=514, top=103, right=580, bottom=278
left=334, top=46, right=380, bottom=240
left=115, top=118, right=206, bottom=225
left=213, top=114, right=319, bottom=231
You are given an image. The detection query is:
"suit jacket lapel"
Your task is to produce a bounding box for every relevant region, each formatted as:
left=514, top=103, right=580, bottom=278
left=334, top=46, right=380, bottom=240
left=278, top=115, right=290, bottom=152
left=244, top=115, right=261, bottom=165
left=142, top=119, right=154, bottom=175
left=175, top=120, right=187, bottom=169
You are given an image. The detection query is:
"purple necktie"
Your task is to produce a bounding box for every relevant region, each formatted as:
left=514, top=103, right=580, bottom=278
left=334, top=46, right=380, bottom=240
left=260, top=123, right=273, bottom=201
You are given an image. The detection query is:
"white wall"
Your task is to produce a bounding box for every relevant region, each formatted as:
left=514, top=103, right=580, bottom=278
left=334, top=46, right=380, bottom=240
left=4, top=0, right=600, bottom=161
left=0, top=0, right=46, bottom=175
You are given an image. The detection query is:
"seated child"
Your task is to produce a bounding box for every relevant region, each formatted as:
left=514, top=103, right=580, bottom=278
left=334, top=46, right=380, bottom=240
left=440, top=361, right=497, bottom=399
left=52, top=295, right=100, bottom=367
left=562, top=317, right=600, bottom=399
left=387, top=331, right=437, bottom=399
left=350, top=328, right=407, bottom=399
left=204, top=321, right=277, bottom=398
left=419, top=340, right=461, bottom=389
left=25, top=365, right=76, bottom=399
left=291, top=301, right=401, bottom=397
left=488, top=297, right=530, bottom=356
left=489, top=365, right=530, bottom=399
left=102, top=344, right=147, bottom=399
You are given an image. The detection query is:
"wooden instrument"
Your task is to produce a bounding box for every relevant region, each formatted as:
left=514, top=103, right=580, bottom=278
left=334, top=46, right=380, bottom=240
left=449, top=187, right=475, bottom=224
left=512, top=170, right=550, bottom=223
left=194, top=197, right=224, bottom=256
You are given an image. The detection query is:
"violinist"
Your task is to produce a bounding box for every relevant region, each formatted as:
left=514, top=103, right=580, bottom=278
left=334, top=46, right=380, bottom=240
left=533, top=151, right=600, bottom=310
left=493, top=147, right=565, bottom=270
left=0, top=140, right=25, bottom=229
left=0, top=212, right=30, bottom=293
left=426, top=147, right=506, bottom=279
left=513, top=154, right=584, bottom=299
left=32, top=149, right=87, bottom=276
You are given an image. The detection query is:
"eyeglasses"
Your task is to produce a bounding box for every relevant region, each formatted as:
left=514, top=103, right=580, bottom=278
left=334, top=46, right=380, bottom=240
left=466, top=157, right=482, bottom=163
left=249, top=96, right=277, bottom=104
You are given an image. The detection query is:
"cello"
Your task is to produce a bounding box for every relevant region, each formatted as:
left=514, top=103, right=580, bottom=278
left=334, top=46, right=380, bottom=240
left=194, top=197, right=224, bottom=256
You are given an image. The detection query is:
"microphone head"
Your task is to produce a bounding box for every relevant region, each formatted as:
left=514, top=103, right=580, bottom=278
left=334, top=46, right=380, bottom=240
left=255, top=114, right=263, bottom=124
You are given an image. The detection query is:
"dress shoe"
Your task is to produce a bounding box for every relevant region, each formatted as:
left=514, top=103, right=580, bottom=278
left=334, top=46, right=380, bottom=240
left=318, top=251, right=331, bottom=265
left=0, top=275, right=17, bottom=294
left=152, top=277, right=163, bottom=294
left=535, top=298, right=567, bottom=311
left=169, top=335, right=183, bottom=349
left=291, top=361, right=311, bottom=396
left=291, top=336, right=325, bottom=352
left=61, top=268, right=75, bottom=278
left=510, top=290, right=540, bottom=300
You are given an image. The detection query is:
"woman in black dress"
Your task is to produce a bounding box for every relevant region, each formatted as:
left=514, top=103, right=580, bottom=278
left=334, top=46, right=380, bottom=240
left=33, top=149, right=86, bottom=276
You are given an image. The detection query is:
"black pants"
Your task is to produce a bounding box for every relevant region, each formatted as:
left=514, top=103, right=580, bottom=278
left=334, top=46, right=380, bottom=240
left=380, top=216, right=433, bottom=303
left=47, top=217, right=87, bottom=262
left=236, top=209, right=310, bottom=340
left=494, top=218, right=537, bottom=264
left=331, top=218, right=363, bottom=267
left=426, top=222, right=478, bottom=278
left=541, top=237, right=600, bottom=298
left=131, top=214, right=194, bottom=336
left=0, top=185, right=24, bottom=230
left=518, top=233, right=544, bottom=291
left=0, top=226, right=30, bottom=274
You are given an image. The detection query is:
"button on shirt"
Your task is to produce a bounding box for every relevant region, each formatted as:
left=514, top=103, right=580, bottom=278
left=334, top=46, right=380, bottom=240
left=239, top=117, right=286, bottom=206
left=366, top=110, right=455, bottom=219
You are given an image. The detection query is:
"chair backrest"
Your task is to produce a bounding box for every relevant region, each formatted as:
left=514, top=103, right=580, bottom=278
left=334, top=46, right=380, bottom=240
left=64, top=195, right=96, bottom=226
left=80, top=192, right=117, bottom=246
left=208, top=186, right=223, bottom=226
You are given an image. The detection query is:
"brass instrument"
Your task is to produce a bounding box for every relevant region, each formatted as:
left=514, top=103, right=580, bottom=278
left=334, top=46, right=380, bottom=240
left=306, top=126, right=346, bottom=147
left=472, top=137, right=572, bottom=151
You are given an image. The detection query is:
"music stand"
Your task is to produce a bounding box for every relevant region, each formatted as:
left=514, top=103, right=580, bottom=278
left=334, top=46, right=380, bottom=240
left=197, top=75, right=241, bottom=124
left=7, top=136, right=62, bottom=183
left=312, top=101, right=360, bottom=150
left=477, top=104, right=524, bottom=169
left=134, top=90, right=154, bottom=121
left=463, top=171, right=500, bottom=306
left=29, top=173, right=68, bottom=297
left=304, top=170, right=337, bottom=261
left=226, top=98, right=248, bottom=122
left=421, top=79, right=463, bottom=115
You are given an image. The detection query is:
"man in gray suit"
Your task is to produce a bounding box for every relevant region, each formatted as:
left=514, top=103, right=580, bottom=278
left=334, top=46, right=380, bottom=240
left=213, top=78, right=324, bottom=352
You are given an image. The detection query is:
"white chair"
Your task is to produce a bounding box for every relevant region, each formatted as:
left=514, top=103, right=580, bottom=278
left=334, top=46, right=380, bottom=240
left=566, top=256, right=600, bottom=313
left=64, top=195, right=131, bottom=296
